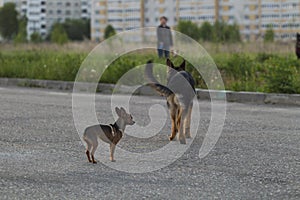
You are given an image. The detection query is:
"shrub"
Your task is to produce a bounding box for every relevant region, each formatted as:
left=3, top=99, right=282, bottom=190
left=104, top=25, right=116, bottom=40
left=264, top=27, right=275, bottom=43
left=0, top=49, right=299, bottom=94
left=50, top=23, right=68, bottom=45
left=176, top=20, right=201, bottom=41
left=264, top=57, right=300, bottom=93
left=30, top=32, right=42, bottom=43
left=14, top=17, right=27, bottom=44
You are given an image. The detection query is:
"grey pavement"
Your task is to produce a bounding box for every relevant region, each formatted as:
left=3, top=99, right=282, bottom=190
left=0, top=87, right=299, bottom=199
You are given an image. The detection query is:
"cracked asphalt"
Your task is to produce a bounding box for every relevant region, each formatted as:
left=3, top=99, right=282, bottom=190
left=0, top=87, right=299, bottom=199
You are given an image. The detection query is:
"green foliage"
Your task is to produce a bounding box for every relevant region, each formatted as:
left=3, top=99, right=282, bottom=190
left=215, top=54, right=264, bottom=91
left=50, top=23, right=68, bottom=45
left=199, top=22, right=213, bottom=41
left=0, top=51, right=85, bottom=81
left=264, top=26, right=275, bottom=43
left=0, top=50, right=299, bottom=94
left=30, top=32, right=42, bottom=43
left=0, top=3, right=18, bottom=40
left=104, top=25, right=116, bottom=39
left=176, top=20, right=201, bottom=41
left=177, top=20, right=241, bottom=43
left=212, top=21, right=241, bottom=43
left=256, top=53, right=279, bottom=62
left=62, top=19, right=90, bottom=41
left=14, top=17, right=27, bottom=44
left=264, top=57, right=300, bottom=93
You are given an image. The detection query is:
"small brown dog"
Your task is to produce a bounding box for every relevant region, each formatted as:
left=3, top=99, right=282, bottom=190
left=83, top=107, right=135, bottom=163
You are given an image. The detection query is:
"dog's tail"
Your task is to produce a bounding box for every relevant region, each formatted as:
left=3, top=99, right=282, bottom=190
left=144, top=60, right=173, bottom=97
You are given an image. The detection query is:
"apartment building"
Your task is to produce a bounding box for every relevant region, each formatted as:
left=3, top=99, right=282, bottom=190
left=81, top=0, right=91, bottom=19
left=217, top=0, right=261, bottom=41
left=2, top=0, right=91, bottom=39
left=91, top=0, right=300, bottom=42
left=217, top=0, right=300, bottom=41
left=91, top=0, right=142, bottom=41
left=178, top=0, right=217, bottom=25
left=260, top=0, right=300, bottom=40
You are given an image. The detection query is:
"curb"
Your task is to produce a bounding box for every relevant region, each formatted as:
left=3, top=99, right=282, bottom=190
left=0, top=78, right=299, bottom=106
left=196, top=89, right=300, bottom=106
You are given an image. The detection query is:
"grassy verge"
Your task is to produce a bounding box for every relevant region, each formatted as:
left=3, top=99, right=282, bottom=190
left=0, top=43, right=299, bottom=94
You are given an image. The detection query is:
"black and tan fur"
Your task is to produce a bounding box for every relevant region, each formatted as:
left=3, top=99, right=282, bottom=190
left=83, top=107, right=135, bottom=163
left=145, top=59, right=195, bottom=144
left=296, top=33, right=300, bottom=59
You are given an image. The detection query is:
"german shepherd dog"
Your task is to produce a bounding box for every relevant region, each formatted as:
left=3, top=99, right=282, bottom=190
left=296, top=33, right=300, bottom=59
left=145, top=59, right=195, bottom=144
left=83, top=107, right=135, bottom=163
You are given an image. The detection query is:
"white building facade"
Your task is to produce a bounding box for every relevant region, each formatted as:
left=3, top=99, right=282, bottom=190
left=2, top=0, right=91, bottom=39
left=91, top=0, right=300, bottom=41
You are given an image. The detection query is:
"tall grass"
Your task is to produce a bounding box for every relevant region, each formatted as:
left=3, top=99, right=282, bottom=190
left=0, top=43, right=299, bottom=94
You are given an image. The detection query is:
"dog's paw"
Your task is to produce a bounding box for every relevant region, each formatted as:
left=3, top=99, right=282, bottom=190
left=110, top=159, right=116, bottom=162
left=92, top=161, right=97, bottom=164
left=185, top=134, right=192, bottom=139
left=179, top=138, right=186, bottom=145
left=169, top=136, right=177, bottom=141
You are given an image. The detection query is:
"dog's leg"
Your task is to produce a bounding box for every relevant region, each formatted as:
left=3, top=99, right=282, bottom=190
left=110, top=144, right=116, bottom=162
left=185, top=103, right=193, bottom=139
left=169, top=107, right=178, bottom=141
left=178, top=108, right=188, bottom=144
left=176, top=109, right=181, bottom=133
left=86, top=142, right=92, bottom=163
left=91, top=141, right=98, bottom=164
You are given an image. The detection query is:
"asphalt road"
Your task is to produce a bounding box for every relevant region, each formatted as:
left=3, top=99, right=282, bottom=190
left=0, top=87, right=299, bottom=199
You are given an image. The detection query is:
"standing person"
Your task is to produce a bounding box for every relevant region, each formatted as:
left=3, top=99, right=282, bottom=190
left=157, top=16, right=173, bottom=58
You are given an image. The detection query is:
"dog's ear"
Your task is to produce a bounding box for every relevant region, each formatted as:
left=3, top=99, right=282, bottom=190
left=115, top=107, right=122, bottom=117
left=120, top=107, right=126, bottom=115
left=166, top=59, right=174, bottom=68
left=179, top=60, right=186, bottom=71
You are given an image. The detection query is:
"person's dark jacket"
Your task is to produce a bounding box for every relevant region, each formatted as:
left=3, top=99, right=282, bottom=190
left=157, top=25, right=173, bottom=48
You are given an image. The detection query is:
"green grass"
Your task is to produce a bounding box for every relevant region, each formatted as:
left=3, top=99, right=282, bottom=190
left=0, top=48, right=299, bottom=94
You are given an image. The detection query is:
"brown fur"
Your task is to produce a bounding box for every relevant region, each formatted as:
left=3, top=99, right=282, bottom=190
left=145, top=59, right=195, bottom=144
left=83, top=107, right=135, bottom=163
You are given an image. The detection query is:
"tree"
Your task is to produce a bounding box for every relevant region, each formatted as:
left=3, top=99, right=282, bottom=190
left=264, top=26, right=275, bottom=43
left=30, top=32, right=42, bottom=43
left=212, top=20, right=241, bottom=43
left=62, top=19, right=90, bottom=41
left=0, top=3, right=18, bottom=40
left=199, top=21, right=213, bottom=41
left=50, top=23, right=68, bottom=45
left=176, top=20, right=200, bottom=41
left=14, top=16, right=27, bottom=43
left=104, top=24, right=116, bottom=39
left=225, top=23, right=241, bottom=43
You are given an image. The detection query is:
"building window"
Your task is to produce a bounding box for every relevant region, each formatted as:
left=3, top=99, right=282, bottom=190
left=41, top=1, right=46, bottom=5
left=57, top=10, right=62, bottom=15
left=66, top=2, right=71, bottom=7
left=66, top=10, right=71, bottom=15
